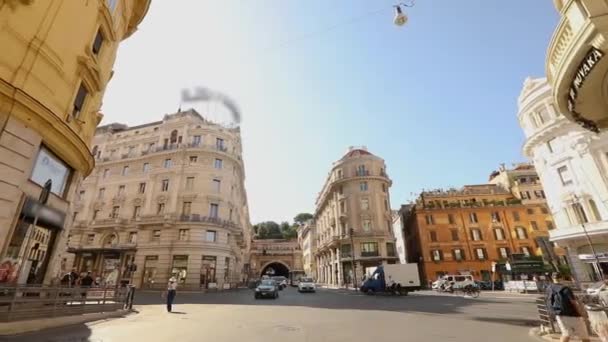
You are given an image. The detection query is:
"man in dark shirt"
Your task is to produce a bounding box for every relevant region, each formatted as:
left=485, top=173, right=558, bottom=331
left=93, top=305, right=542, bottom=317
left=546, top=272, right=589, bottom=342
left=80, top=272, right=94, bottom=287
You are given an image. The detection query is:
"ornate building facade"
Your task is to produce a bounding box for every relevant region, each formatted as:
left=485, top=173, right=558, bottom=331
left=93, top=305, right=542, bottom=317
left=546, top=0, right=608, bottom=132
left=66, top=110, right=252, bottom=290
left=313, top=147, right=396, bottom=286
left=0, top=0, right=149, bottom=285
left=519, top=77, right=608, bottom=282
left=404, top=184, right=563, bottom=284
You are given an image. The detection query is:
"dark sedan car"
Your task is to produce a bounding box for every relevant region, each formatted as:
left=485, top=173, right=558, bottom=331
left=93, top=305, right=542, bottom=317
left=255, top=279, right=279, bottom=299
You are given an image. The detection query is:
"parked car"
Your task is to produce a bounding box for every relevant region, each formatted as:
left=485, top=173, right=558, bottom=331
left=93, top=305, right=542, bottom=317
left=272, top=276, right=288, bottom=290
left=586, top=281, right=608, bottom=295
left=298, top=277, right=316, bottom=293
left=255, top=279, right=279, bottom=299
left=434, top=275, right=475, bottom=292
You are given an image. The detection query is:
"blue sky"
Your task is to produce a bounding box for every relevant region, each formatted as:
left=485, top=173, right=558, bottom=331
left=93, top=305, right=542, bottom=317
left=101, top=1, right=559, bottom=223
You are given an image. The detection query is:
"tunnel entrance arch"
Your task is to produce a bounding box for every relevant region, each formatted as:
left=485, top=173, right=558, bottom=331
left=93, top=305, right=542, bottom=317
left=260, top=261, right=290, bottom=278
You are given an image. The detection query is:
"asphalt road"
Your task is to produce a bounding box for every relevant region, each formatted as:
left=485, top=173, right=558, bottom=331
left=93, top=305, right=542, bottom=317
left=3, top=288, right=540, bottom=342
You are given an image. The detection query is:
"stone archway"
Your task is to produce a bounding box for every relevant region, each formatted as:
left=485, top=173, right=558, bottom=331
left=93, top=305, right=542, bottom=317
left=260, top=261, right=290, bottom=278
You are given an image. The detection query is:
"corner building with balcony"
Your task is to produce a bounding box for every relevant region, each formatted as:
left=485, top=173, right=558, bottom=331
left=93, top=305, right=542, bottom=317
left=66, top=109, right=252, bottom=290
left=547, top=0, right=608, bottom=131
left=519, top=77, right=608, bottom=282
left=404, top=184, right=563, bottom=284
left=0, top=0, right=149, bottom=285
left=314, top=147, right=396, bottom=287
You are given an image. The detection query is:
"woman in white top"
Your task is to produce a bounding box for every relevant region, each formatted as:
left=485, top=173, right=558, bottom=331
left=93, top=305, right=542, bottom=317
left=166, top=277, right=177, bottom=312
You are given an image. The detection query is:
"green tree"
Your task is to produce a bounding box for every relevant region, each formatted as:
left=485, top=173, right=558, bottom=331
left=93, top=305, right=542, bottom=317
left=254, top=221, right=282, bottom=239
left=293, top=213, right=313, bottom=225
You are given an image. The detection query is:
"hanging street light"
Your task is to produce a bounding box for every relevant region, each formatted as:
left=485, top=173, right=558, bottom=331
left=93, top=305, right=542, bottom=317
left=393, top=1, right=415, bottom=27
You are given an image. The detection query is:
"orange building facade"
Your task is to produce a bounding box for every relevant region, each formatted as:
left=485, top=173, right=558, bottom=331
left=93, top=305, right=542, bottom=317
left=404, top=184, right=565, bottom=284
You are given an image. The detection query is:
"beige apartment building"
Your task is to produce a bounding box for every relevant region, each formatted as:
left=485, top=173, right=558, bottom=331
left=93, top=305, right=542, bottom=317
left=489, top=163, right=547, bottom=205
left=314, top=147, right=396, bottom=287
left=0, top=0, right=149, bottom=285
left=66, top=109, right=252, bottom=290
left=297, top=221, right=316, bottom=278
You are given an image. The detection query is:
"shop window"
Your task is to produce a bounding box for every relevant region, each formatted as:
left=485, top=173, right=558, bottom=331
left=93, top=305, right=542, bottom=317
left=30, top=147, right=72, bottom=197
left=171, top=255, right=188, bottom=284
left=201, top=256, right=217, bottom=287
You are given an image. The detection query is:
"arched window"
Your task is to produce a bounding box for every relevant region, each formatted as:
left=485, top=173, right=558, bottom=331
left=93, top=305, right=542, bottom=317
left=589, top=199, right=602, bottom=221
left=170, top=130, right=178, bottom=144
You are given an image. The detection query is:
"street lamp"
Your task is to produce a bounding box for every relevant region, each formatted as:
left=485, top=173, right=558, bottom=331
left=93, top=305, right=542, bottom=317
left=393, top=1, right=415, bottom=27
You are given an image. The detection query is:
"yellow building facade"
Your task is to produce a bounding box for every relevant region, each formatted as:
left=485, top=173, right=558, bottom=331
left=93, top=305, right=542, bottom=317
left=0, top=0, right=149, bottom=285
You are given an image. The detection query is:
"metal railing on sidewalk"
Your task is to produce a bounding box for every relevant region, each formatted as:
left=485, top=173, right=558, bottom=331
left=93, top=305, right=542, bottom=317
left=0, top=285, right=135, bottom=322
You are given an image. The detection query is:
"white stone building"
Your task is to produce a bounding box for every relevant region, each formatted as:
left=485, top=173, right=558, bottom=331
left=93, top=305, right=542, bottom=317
left=519, top=77, right=608, bottom=282
left=391, top=208, right=407, bottom=264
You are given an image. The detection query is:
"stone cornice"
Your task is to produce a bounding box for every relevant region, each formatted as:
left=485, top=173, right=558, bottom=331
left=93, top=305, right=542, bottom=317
left=0, top=77, right=94, bottom=175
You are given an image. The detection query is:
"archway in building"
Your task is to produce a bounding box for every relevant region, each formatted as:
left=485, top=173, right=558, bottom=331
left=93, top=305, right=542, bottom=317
left=260, top=261, right=290, bottom=278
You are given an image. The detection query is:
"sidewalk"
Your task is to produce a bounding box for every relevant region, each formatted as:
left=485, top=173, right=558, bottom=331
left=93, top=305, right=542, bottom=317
left=529, top=327, right=603, bottom=341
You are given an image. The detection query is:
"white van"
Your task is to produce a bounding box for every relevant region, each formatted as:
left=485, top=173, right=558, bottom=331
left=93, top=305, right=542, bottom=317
left=433, top=274, right=475, bottom=290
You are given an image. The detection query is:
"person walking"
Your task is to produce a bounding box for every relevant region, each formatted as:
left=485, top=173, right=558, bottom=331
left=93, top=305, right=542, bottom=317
left=546, top=272, right=590, bottom=342
left=165, top=277, right=178, bottom=312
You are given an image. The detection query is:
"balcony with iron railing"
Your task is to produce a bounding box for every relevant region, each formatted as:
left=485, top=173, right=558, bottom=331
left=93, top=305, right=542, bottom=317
left=360, top=251, right=380, bottom=258
left=95, top=142, right=242, bottom=164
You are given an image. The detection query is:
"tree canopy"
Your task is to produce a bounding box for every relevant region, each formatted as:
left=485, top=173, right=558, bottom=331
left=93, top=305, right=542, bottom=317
left=293, top=213, right=313, bottom=225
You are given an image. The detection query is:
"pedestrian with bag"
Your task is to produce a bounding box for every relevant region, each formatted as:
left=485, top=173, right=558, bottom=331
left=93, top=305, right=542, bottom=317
left=546, top=272, right=590, bottom=342
left=164, top=277, right=178, bottom=312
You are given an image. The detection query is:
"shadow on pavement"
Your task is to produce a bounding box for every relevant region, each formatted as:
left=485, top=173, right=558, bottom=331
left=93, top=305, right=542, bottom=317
left=473, top=316, right=539, bottom=327
left=3, top=323, right=95, bottom=342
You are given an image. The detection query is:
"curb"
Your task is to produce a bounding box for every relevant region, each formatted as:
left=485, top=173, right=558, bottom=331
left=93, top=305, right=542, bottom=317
left=528, top=327, right=603, bottom=341
left=0, top=309, right=134, bottom=336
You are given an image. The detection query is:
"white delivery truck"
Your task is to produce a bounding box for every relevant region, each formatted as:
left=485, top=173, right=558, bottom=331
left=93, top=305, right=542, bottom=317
left=360, top=264, right=421, bottom=295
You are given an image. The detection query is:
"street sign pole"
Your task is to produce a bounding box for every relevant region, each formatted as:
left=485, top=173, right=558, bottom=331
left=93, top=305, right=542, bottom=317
left=18, top=179, right=52, bottom=285
left=350, top=228, right=357, bottom=291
